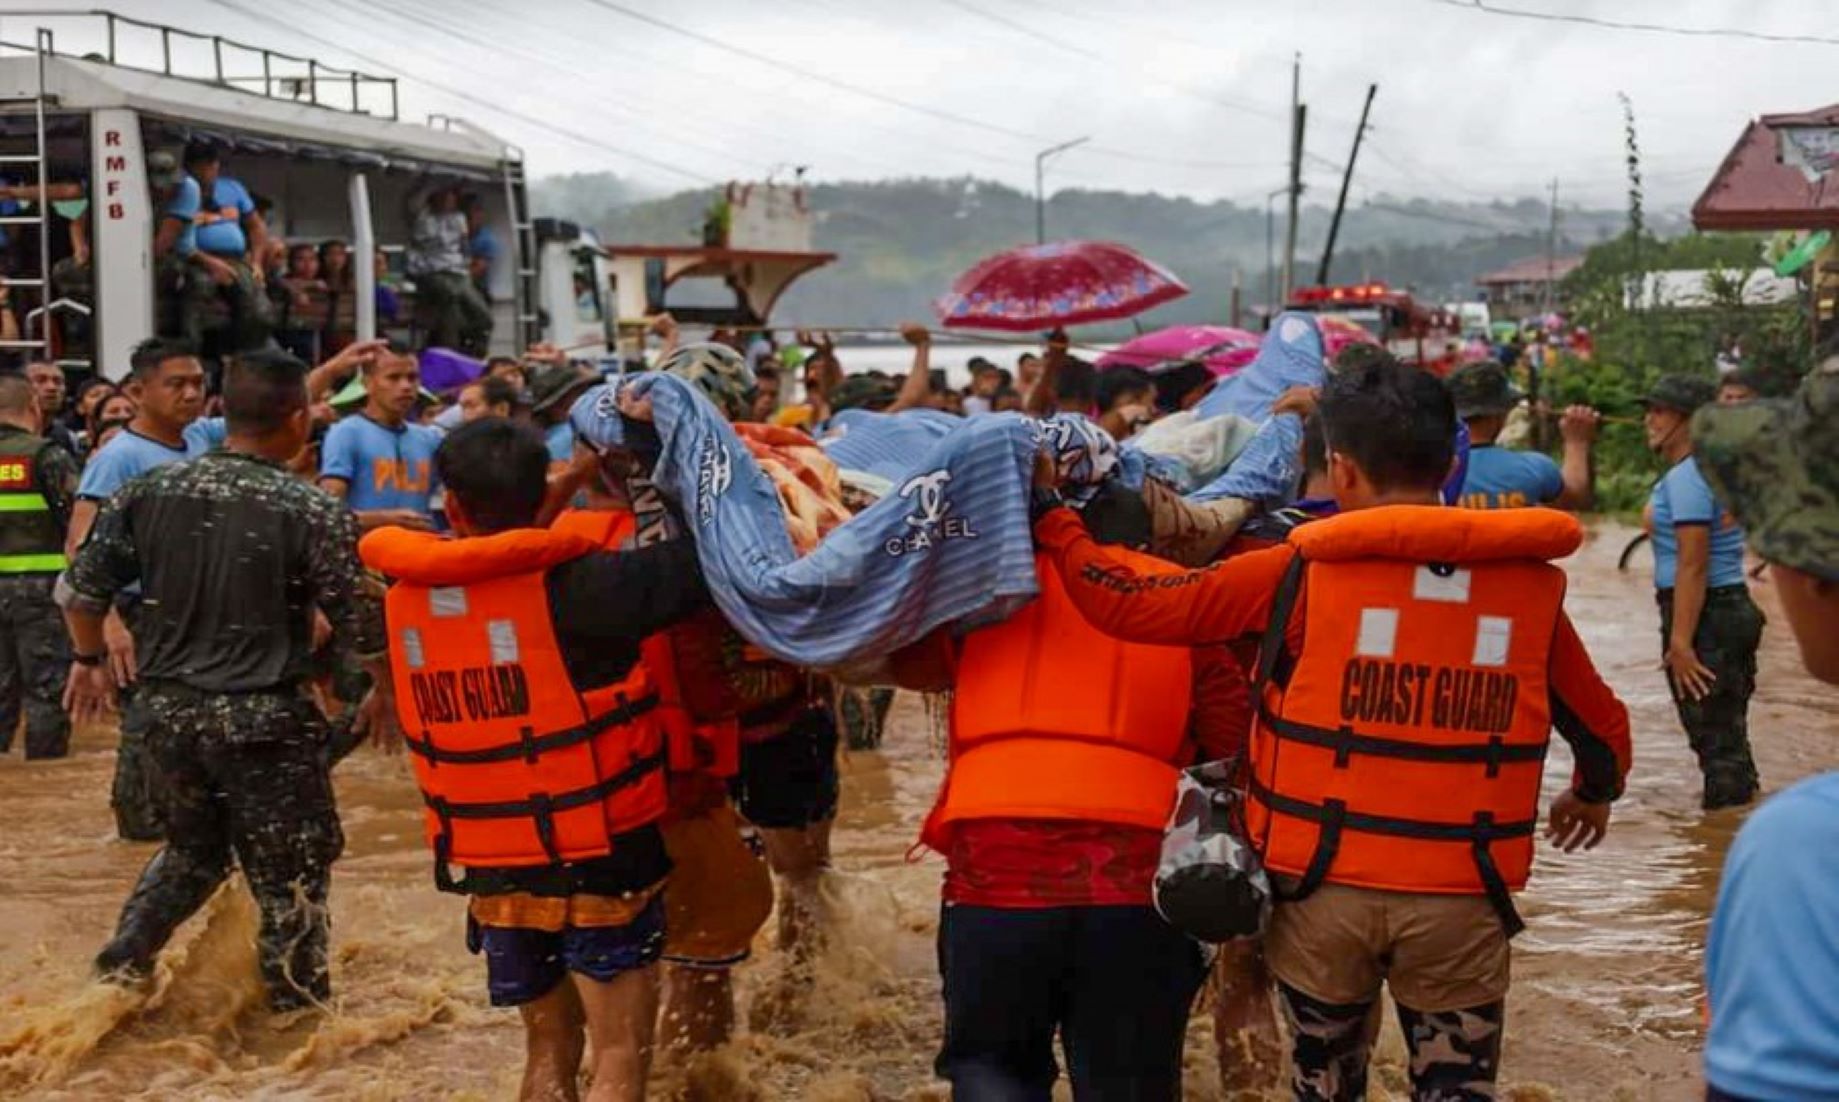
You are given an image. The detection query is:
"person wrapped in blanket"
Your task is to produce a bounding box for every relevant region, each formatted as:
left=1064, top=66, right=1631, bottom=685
left=557, top=340, right=848, bottom=1045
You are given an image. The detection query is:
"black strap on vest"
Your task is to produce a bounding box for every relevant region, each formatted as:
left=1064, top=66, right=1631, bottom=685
left=405, top=691, right=659, bottom=766
left=1257, top=703, right=1549, bottom=772
left=424, top=746, right=667, bottom=895
left=1252, top=552, right=1308, bottom=697
left=1249, top=776, right=1532, bottom=937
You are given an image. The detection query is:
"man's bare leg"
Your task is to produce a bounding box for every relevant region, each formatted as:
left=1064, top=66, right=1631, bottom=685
left=520, top=981, right=587, bottom=1102
left=760, top=818, right=833, bottom=956
left=574, top=963, right=662, bottom=1102
left=659, top=964, right=735, bottom=1052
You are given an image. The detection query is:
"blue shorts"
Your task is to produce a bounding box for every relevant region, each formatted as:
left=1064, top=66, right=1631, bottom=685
left=467, top=895, right=667, bottom=1007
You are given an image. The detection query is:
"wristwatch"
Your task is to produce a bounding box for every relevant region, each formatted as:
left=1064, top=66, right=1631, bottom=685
left=72, top=652, right=104, bottom=667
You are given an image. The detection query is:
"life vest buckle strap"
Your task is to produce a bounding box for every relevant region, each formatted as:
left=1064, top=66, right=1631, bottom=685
left=1470, top=811, right=1526, bottom=938
left=428, top=800, right=471, bottom=895
left=519, top=725, right=539, bottom=764
left=1248, top=777, right=1537, bottom=843
left=529, top=792, right=563, bottom=864
left=1277, top=796, right=1345, bottom=905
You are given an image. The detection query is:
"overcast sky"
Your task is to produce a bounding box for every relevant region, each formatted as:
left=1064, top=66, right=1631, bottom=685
left=13, top=0, right=1836, bottom=210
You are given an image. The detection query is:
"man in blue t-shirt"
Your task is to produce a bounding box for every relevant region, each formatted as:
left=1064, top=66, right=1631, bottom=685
left=1643, top=374, right=1761, bottom=810
left=1692, top=356, right=1839, bottom=1102
left=172, top=140, right=272, bottom=351
left=1447, top=360, right=1599, bottom=509
left=65, top=338, right=212, bottom=841
left=462, top=193, right=500, bottom=298
left=318, top=345, right=442, bottom=530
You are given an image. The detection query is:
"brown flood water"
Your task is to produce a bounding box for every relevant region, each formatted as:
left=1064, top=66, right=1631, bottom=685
left=2, top=521, right=1835, bottom=1100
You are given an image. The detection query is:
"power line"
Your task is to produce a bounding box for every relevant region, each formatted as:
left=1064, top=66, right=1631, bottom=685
left=200, top=0, right=722, bottom=183
left=1424, top=0, right=1839, bottom=47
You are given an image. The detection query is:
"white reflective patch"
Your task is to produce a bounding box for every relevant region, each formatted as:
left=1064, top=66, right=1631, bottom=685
left=1356, top=608, right=1399, bottom=659
left=429, top=587, right=468, bottom=618
left=1413, top=565, right=1472, bottom=603
left=487, top=620, right=520, bottom=664
left=1473, top=616, right=1513, bottom=668
left=401, top=627, right=425, bottom=670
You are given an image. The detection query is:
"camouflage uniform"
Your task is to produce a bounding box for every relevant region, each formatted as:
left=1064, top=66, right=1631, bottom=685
left=1695, top=358, right=1839, bottom=585
left=0, top=426, right=78, bottom=760
left=65, top=449, right=383, bottom=1010
left=1281, top=982, right=1504, bottom=1102
left=1658, top=587, right=1763, bottom=806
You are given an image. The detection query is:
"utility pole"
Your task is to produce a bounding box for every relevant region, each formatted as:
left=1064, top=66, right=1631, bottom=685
left=1317, top=83, right=1378, bottom=286
left=1280, top=53, right=1306, bottom=302
left=1542, top=176, right=1560, bottom=315
left=1265, top=185, right=1287, bottom=320
left=1035, top=136, right=1089, bottom=244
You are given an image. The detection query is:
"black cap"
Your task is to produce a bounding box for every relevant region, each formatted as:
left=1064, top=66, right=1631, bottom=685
left=1641, top=374, right=1717, bottom=415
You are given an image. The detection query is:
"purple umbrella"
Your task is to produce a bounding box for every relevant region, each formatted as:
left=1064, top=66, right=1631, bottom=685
left=1096, top=324, right=1261, bottom=377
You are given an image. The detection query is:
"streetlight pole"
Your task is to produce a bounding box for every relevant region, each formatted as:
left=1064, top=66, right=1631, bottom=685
left=1265, top=186, right=1288, bottom=317
left=1035, top=136, right=1089, bottom=244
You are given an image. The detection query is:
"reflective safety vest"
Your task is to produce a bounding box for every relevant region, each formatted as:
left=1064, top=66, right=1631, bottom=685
left=1245, top=505, right=1584, bottom=935
left=921, top=549, right=1195, bottom=851
left=0, top=431, right=65, bottom=575
left=362, top=525, right=670, bottom=891
left=551, top=508, right=741, bottom=778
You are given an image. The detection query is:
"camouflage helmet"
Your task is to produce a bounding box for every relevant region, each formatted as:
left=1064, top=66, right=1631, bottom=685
left=1446, top=360, right=1523, bottom=419
left=658, top=341, right=754, bottom=422
left=1693, top=358, right=1839, bottom=582
left=1640, top=374, right=1717, bottom=416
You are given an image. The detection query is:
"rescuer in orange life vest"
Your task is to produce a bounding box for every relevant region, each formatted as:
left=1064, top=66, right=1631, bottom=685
left=360, top=416, right=712, bottom=1102
left=548, top=445, right=775, bottom=1058
left=1032, top=357, right=1634, bottom=1101
left=881, top=474, right=1248, bottom=1100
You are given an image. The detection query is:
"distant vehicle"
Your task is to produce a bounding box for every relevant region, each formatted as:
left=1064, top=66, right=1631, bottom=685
left=0, top=13, right=833, bottom=377
left=1445, top=301, right=1493, bottom=340
left=1286, top=281, right=1462, bottom=374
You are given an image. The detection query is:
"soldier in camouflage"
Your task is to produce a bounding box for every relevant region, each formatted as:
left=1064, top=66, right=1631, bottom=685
left=61, top=350, right=396, bottom=1012
left=0, top=374, right=76, bottom=759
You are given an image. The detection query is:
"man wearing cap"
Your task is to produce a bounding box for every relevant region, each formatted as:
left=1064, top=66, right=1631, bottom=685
left=1643, top=373, right=1761, bottom=810
left=1449, top=360, right=1600, bottom=510
left=1692, top=354, right=1839, bottom=1101
left=528, top=362, right=598, bottom=470
left=319, top=343, right=443, bottom=531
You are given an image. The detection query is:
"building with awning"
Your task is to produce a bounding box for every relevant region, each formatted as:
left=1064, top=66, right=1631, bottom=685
left=1476, top=254, right=1584, bottom=321
left=1693, top=103, right=1839, bottom=335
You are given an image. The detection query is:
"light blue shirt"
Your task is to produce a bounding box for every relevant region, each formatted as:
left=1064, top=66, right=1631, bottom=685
left=192, top=175, right=254, bottom=257
left=1458, top=445, right=1563, bottom=510
left=1705, top=773, right=1839, bottom=1100
left=162, top=176, right=201, bottom=258
left=75, top=419, right=222, bottom=500
left=319, top=414, right=441, bottom=514
left=545, top=420, right=575, bottom=464
left=1650, top=455, right=1746, bottom=590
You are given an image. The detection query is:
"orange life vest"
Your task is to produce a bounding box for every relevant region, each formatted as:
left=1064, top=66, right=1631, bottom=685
left=1244, top=504, right=1583, bottom=935
left=362, top=526, right=670, bottom=891
left=921, top=549, right=1195, bottom=851
left=551, top=508, right=741, bottom=779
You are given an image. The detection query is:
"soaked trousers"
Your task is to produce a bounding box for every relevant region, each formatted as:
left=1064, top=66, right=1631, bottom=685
left=1658, top=585, right=1764, bottom=808
left=97, top=684, right=343, bottom=1011
left=0, top=575, right=71, bottom=759
left=936, top=902, right=1208, bottom=1101
left=1279, top=982, right=1504, bottom=1102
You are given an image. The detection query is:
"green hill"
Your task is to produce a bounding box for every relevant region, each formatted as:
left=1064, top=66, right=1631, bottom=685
left=532, top=173, right=1691, bottom=332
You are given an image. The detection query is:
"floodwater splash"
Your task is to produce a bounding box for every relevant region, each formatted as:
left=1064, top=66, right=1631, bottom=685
left=2, top=523, right=1836, bottom=1097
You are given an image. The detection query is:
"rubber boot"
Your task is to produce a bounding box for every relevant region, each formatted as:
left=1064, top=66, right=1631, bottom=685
left=94, top=847, right=229, bottom=983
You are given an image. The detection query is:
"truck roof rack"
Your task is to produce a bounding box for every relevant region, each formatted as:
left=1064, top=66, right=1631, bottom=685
left=0, top=9, right=399, bottom=120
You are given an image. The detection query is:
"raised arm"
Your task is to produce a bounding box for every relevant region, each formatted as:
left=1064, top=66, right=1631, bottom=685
left=1553, top=405, right=1599, bottom=511
left=885, top=321, right=933, bottom=414
left=1033, top=505, right=1293, bottom=646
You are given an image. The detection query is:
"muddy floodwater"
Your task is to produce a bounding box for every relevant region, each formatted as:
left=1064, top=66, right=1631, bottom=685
left=2, top=521, right=1835, bottom=1100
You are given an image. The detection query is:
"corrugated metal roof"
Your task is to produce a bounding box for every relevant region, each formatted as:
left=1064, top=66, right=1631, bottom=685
left=1475, top=254, right=1584, bottom=286
left=1692, top=103, right=1839, bottom=232
left=0, top=54, right=506, bottom=171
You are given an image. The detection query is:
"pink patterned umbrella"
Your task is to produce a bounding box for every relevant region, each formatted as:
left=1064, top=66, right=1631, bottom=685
left=935, top=240, right=1188, bottom=332
left=1096, top=324, right=1261, bottom=377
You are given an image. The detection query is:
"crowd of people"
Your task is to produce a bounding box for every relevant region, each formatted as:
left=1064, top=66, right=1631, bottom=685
left=0, top=309, right=1834, bottom=1102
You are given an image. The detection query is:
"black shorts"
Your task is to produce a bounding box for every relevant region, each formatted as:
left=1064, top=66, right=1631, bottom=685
left=729, top=705, right=840, bottom=830
left=467, top=894, right=666, bottom=1007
